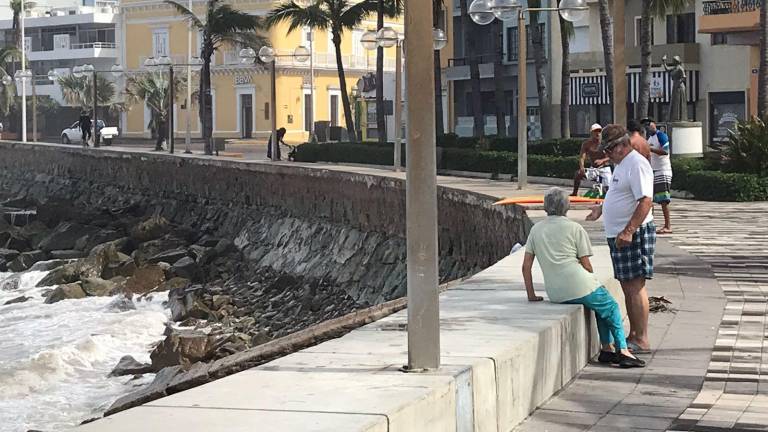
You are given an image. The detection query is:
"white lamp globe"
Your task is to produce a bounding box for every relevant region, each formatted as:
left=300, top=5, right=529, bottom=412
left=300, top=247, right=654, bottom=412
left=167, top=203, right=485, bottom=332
left=361, top=30, right=378, bottom=51
left=490, top=0, right=520, bottom=21
left=558, top=0, right=588, bottom=22
left=143, top=57, right=158, bottom=69
left=258, top=46, right=275, bottom=63
left=2, top=75, right=12, bottom=86
left=469, top=0, right=494, bottom=25
left=239, top=47, right=257, bottom=64
left=157, top=56, right=173, bottom=66
left=47, top=70, right=58, bottom=81
left=433, top=28, right=448, bottom=50
left=293, top=46, right=310, bottom=63
left=72, top=65, right=84, bottom=78
left=376, top=27, right=399, bottom=48
left=81, top=64, right=95, bottom=74
left=111, top=64, right=124, bottom=77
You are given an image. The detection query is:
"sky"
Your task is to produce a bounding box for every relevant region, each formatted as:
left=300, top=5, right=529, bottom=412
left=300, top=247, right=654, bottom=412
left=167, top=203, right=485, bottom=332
left=0, top=0, right=85, bottom=21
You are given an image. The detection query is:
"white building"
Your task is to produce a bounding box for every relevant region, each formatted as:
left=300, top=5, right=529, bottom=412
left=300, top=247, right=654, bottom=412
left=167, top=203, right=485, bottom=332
left=0, top=0, right=120, bottom=106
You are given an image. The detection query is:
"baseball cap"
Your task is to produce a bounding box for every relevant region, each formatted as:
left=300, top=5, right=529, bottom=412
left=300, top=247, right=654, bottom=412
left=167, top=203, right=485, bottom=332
left=590, top=123, right=603, bottom=132
left=598, top=124, right=629, bottom=152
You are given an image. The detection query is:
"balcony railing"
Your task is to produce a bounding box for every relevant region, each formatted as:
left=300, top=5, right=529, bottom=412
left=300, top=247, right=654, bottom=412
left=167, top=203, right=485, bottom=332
left=703, top=0, right=760, bottom=15
left=222, top=50, right=395, bottom=70
left=71, top=41, right=116, bottom=49
left=448, top=54, right=500, bottom=67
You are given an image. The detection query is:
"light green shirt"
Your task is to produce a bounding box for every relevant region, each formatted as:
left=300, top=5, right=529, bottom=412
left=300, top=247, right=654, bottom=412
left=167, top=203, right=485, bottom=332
left=525, top=216, right=601, bottom=302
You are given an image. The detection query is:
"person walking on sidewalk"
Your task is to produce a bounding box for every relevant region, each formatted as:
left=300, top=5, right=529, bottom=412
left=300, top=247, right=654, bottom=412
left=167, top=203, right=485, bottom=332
left=572, top=123, right=611, bottom=196
left=586, top=124, right=656, bottom=354
left=647, top=121, right=673, bottom=234
left=523, top=187, right=645, bottom=368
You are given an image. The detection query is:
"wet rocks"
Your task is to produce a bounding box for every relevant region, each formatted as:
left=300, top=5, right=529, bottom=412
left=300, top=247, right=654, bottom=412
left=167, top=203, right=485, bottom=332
left=37, top=222, right=98, bottom=252
left=0, top=231, right=30, bottom=252
left=106, top=296, right=136, bottom=312
left=131, top=236, right=187, bottom=267
left=149, top=328, right=218, bottom=370
left=129, top=216, right=171, bottom=243
left=2, top=209, right=37, bottom=227
left=109, top=355, right=153, bottom=377
left=44, top=282, right=87, bottom=304
left=49, top=250, right=85, bottom=260
left=4, top=295, right=30, bottom=305
left=123, top=265, right=166, bottom=295
left=101, top=252, right=137, bottom=280
left=168, top=257, right=200, bottom=281
left=81, top=278, right=117, bottom=297
left=7, top=250, right=47, bottom=272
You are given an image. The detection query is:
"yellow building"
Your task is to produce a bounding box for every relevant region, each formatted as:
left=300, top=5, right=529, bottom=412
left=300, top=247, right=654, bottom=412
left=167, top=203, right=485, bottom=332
left=118, top=0, right=428, bottom=143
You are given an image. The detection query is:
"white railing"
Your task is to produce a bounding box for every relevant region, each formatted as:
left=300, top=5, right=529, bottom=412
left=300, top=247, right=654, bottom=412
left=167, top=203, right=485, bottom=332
left=71, top=42, right=117, bottom=50
left=219, top=50, right=396, bottom=71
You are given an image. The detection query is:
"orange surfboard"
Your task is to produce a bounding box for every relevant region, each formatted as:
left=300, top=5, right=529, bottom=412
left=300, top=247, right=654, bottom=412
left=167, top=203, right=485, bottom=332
left=493, top=195, right=603, bottom=206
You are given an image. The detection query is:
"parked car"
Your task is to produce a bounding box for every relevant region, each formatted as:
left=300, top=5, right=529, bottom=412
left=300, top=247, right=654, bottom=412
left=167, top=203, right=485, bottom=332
left=61, top=120, right=119, bottom=145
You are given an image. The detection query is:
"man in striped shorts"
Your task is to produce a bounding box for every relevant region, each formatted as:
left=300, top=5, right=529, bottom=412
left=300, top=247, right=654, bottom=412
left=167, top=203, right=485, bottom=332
left=647, top=121, right=673, bottom=234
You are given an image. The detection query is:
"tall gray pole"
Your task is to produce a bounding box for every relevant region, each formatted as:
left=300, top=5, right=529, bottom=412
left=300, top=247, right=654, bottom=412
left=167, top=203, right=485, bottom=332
left=185, top=0, right=192, bottom=153
left=404, top=0, right=440, bottom=371
left=309, top=29, right=315, bottom=140
left=93, top=71, right=99, bottom=147
left=517, top=11, right=527, bottom=189
left=393, top=42, right=402, bottom=172
left=20, top=0, right=27, bottom=143
left=270, top=60, right=278, bottom=161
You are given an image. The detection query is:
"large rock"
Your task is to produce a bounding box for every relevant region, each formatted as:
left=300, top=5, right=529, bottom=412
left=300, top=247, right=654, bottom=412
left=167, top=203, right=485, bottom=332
left=0, top=274, right=21, bottom=291
left=37, top=222, right=98, bottom=252
left=49, top=250, right=85, bottom=260
left=168, top=285, right=214, bottom=321
left=109, top=355, right=153, bottom=377
left=132, top=236, right=187, bottom=266
left=28, top=258, right=75, bottom=272
left=6, top=250, right=47, bottom=272
left=81, top=277, right=117, bottom=297
left=74, top=229, right=125, bottom=255
left=3, top=210, right=36, bottom=227
left=168, top=256, right=201, bottom=281
left=149, top=328, right=218, bottom=370
left=147, top=247, right=188, bottom=265
left=105, top=366, right=183, bottom=416
left=36, top=263, right=80, bottom=287
left=123, top=265, right=166, bottom=295
left=101, top=252, right=137, bottom=279
left=36, top=240, right=123, bottom=287
left=44, top=282, right=87, bottom=304
left=106, top=295, right=136, bottom=312
left=156, top=277, right=191, bottom=293
left=0, top=231, right=30, bottom=252
left=0, top=248, right=19, bottom=263
left=4, top=295, right=30, bottom=305
left=130, top=216, right=171, bottom=243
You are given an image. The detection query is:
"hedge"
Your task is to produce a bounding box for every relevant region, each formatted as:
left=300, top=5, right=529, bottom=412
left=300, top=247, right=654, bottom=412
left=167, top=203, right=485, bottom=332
left=683, top=171, right=768, bottom=202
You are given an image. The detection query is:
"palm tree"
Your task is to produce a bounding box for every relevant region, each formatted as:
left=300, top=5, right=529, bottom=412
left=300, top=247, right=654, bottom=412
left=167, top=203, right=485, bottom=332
left=560, top=16, right=574, bottom=138
left=57, top=73, right=118, bottom=111
left=0, top=47, right=19, bottom=118
left=459, top=0, right=484, bottom=137
left=637, top=0, right=692, bottom=120
left=267, top=0, right=379, bottom=142
left=124, top=72, right=188, bottom=150
left=166, top=0, right=265, bottom=155
left=529, top=1, right=551, bottom=140
left=597, top=0, right=614, bottom=119
left=760, top=0, right=768, bottom=117
left=433, top=0, right=445, bottom=136
left=375, top=0, right=402, bottom=143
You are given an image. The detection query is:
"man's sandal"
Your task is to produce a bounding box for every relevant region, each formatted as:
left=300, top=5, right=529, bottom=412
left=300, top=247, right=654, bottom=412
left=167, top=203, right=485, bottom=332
left=626, top=340, right=651, bottom=355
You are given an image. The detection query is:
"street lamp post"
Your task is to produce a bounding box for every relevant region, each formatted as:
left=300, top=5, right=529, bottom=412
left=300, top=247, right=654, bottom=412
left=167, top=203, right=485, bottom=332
left=470, top=0, right=587, bottom=189
left=66, top=63, right=123, bottom=148
left=240, top=46, right=309, bottom=162
left=360, top=27, right=447, bottom=172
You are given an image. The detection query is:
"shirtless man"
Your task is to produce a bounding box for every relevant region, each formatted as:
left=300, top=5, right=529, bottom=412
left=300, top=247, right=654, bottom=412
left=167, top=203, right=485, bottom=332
left=628, top=119, right=652, bottom=160
left=572, top=123, right=611, bottom=196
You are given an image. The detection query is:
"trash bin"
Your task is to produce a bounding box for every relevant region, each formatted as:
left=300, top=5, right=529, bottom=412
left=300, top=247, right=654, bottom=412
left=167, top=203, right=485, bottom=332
left=314, top=121, right=330, bottom=142
left=329, top=126, right=343, bottom=142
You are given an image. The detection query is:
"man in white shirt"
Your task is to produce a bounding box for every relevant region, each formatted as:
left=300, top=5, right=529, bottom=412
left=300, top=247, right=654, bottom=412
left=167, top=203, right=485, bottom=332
left=587, top=124, right=656, bottom=354
left=647, top=121, right=673, bottom=234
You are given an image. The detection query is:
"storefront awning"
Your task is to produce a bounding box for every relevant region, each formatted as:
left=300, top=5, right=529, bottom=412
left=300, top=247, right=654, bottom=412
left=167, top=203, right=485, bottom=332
left=569, top=68, right=700, bottom=106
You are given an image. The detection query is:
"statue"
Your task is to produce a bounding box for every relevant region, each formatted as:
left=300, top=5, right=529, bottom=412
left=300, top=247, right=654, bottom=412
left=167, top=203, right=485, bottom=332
left=662, top=55, right=687, bottom=122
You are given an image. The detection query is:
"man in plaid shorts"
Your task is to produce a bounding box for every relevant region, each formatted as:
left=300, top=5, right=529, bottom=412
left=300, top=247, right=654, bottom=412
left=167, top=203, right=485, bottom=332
left=587, top=124, right=656, bottom=354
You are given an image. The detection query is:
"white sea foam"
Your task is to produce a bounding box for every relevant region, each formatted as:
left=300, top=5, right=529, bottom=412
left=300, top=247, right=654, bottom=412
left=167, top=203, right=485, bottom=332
left=0, top=269, right=168, bottom=432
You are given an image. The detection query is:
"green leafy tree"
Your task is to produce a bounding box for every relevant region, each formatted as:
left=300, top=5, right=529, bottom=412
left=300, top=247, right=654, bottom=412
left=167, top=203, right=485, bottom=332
left=637, top=0, right=693, bottom=119
left=760, top=0, right=768, bottom=116
left=124, top=72, right=189, bottom=150
left=0, top=47, right=19, bottom=117
left=267, top=0, right=383, bottom=142
left=166, top=0, right=266, bottom=154
left=56, top=73, right=118, bottom=112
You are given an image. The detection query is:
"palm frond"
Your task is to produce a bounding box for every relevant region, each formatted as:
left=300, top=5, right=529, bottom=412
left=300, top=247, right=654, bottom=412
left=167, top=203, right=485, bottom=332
left=220, top=32, right=269, bottom=52
left=164, top=0, right=204, bottom=29
left=648, top=0, right=693, bottom=18
left=339, top=0, right=378, bottom=29
left=266, top=1, right=330, bottom=32
left=208, top=4, right=263, bottom=35
left=560, top=16, right=575, bottom=39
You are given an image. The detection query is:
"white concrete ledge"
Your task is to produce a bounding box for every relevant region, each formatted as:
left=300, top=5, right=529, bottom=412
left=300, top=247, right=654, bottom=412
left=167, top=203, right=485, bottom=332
left=80, top=245, right=615, bottom=432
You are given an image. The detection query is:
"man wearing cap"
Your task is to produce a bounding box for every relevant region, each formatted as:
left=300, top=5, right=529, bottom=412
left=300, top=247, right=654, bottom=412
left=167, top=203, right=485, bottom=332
left=647, top=121, right=673, bottom=234
left=587, top=124, right=655, bottom=354
left=572, top=123, right=611, bottom=196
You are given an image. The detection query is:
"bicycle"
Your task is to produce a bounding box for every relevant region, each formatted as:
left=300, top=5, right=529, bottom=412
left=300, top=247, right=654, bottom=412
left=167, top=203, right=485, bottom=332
left=582, top=166, right=612, bottom=199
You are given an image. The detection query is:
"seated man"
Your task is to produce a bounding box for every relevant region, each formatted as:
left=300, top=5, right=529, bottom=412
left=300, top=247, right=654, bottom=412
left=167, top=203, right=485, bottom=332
left=522, top=187, right=645, bottom=368
left=572, top=123, right=611, bottom=196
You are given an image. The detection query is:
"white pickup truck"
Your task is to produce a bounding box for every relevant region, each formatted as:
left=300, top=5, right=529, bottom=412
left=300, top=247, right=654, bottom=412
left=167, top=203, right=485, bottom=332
left=61, top=120, right=119, bottom=145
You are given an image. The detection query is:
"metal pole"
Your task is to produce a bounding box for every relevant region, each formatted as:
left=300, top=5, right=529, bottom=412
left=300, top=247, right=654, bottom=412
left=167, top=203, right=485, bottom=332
left=169, top=66, right=175, bottom=154
left=270, top=60, right=278, bottom=161
left=393, top=42, right=402, bottom=172
left=404, top=0, right=440, bottom=371
left=309, top=29, right=315, bottom=141
left=93, top=71, right=99, bottom=147
left=185, top=0, right=192, bottom=153
left=517, top=11, right=527, bottom=189
left=20, top=0, right=27, bottom=143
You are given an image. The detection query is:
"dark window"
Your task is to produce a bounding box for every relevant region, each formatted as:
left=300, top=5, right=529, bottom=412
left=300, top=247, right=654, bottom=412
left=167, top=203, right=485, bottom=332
left=506, top=23, right=545, bottom=62
left=634, top=17, right=654, bottom=46
left=666, top=13, right=695, bottom=43
left=711, top=33, right=728, bottom=45
left=264, top=102, right=269, bottom=120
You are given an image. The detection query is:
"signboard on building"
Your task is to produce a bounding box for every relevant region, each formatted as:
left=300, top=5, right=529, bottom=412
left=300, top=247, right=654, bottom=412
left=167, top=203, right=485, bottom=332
left=580, top=82, right=600, bottom=98
left=234, top=75, right=252, bottom=85
left=650, top=77, right=664, bottom=99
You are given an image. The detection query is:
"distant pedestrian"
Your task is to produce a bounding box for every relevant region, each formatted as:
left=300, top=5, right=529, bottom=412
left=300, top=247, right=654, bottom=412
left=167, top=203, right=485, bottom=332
left=155, top=115, right=167, bottom=151
left=267, top=127, right=286, bottom=160
left=0, top=121, right=4, bottom=140
left=627, top=119, right=651, bottom=161
left=79, top=111, right=92, bottom=147
left=647, top=121, right=672, bottom=234
left=587, top=124, right=655, bottom=355
left=572, top=123, right=611, bottom=196
left=523, top=187, right=645, bottom=368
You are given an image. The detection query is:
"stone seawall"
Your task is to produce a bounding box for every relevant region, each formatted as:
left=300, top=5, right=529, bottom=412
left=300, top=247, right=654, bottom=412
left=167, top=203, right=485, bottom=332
left=0, top=142, right=531, bottom=304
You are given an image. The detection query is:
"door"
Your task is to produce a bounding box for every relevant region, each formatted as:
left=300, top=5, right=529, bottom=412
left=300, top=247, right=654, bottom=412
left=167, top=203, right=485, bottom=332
left=240, top=94, right=253, bottom=138
left=330, top=94, right=339, bottom=126
left=304, top=93, right=313, bottom=132
left=709, top=91, right=745, bottom=147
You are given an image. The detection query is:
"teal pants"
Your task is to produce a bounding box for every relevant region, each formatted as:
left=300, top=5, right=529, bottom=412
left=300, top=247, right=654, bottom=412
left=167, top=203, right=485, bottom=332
left=565, top=286, right=627, bottom=350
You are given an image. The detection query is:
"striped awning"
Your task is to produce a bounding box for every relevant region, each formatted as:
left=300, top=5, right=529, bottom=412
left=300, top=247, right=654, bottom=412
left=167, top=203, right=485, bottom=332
left=569, top=69, right=700, bottom=106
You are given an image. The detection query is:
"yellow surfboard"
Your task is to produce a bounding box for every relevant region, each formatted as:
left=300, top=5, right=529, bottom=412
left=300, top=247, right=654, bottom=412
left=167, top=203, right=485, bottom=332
left=493, top=196, right=604, bottom=206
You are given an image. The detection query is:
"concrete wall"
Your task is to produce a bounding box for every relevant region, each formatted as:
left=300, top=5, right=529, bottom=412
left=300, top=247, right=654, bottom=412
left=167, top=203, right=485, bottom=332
left=0, top=141, right=531, bottom=305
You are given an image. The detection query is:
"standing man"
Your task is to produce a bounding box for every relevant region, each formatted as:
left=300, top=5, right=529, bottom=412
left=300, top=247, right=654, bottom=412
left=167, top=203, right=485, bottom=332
left=79, top=111, right=92, bottom=147
left=587, top=124, right=655, bottom=354
left=572, top=123, right=611, bottom=196
left=627, top=119, right=651, bottom=160
left=647, top=121, right=672, bottom=234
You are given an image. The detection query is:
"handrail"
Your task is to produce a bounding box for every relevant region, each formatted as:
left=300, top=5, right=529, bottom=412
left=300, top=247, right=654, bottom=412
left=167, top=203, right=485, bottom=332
left=703, top=0, right=760, bottom=15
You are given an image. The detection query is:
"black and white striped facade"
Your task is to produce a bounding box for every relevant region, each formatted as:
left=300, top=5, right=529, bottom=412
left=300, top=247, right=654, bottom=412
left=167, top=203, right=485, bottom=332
left=569, top=68, right=700, bottom=105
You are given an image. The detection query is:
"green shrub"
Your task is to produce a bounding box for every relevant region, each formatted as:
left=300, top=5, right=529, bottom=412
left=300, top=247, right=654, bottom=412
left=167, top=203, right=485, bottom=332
left=723, top=117, right=768, bottom=176
left=294, top=142, right=394, bottom=165
left=529, top=138, right=583, bottom=156
left=685, top=171, right=768, bottom=202
left=488, top=136, right=517, bottom=152
left=437, top=133, right=459, bottom=148
left=529, top=155, right=580, bottom=178
left=442, top=148, right=516, bottom=174
left=670, top=158, right=712, bottom=191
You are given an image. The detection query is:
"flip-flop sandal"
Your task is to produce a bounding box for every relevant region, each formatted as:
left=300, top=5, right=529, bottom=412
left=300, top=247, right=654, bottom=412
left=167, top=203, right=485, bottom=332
left=626, top=340, right=651, bottom=354
left=657, top=228, right=673, bottom=235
